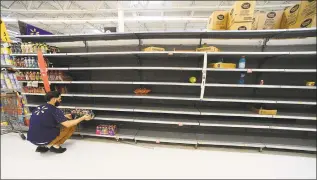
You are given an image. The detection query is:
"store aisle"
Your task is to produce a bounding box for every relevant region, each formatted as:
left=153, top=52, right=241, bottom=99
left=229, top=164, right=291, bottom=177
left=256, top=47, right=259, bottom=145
left=1, top=133, right=316, bottom=179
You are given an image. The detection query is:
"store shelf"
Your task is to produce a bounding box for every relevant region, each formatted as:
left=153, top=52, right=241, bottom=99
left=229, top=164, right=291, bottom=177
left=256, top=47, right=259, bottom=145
left=206, top=68, right=316, bottom=73
left=1, top=64, right=16, bottom=69
left=74, top=128, right=138, bottom=140
left=205, top=83, right=316, bottom=89
left=15, top=28, right=317, bottom=42
left=69, top=67, right=202, bottom=71
left=15, top=67, right=69, bottom=70
left=273, top=112, right=316, bottom=121
left=135, top=129, right=197, bottom=145
left=202, top=97, right=316, bottom=105
left=261, top=137, right=316, bottom=152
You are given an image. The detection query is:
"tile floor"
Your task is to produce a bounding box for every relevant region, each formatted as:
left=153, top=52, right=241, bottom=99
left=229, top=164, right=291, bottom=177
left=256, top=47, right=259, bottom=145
left=1, top=133, right=316, bottom=179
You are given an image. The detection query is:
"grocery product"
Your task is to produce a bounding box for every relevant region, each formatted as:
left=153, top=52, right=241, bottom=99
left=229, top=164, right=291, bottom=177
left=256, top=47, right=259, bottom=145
left=207, top=11, right=228, bottom=30
left=96, top=125, right=117, bottom=136
left=196, top=46, right=220, bottom=52
left=238, top=73, right=245, bottom=84
left=251, top=106, right=277, bottom=115
left=238, top=56, right=246, bottom=69
left=208, top=63, right=236, bottom=69
left=306, top=81, right=315, bottom=86
left=189, top=76, right=197, bottom=83
left=228, top=22, right=253, bottom=30
left=134, top=88, right=151, bottom=95
left=228, top=0, right=256, bottom=26
left=260, top=80, right=264, bottom=85
left=143, top=47, right=165, bottom=51
left=252, top=10, right=283, bottom=30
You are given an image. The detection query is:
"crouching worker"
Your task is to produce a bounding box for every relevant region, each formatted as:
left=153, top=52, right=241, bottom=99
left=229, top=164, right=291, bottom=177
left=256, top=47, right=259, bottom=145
left=27, top=91, right=93, bottom=153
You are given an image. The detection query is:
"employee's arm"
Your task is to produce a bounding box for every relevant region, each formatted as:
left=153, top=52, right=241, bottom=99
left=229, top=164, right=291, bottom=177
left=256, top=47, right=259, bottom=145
left=61, top=114, right=92, bottom=128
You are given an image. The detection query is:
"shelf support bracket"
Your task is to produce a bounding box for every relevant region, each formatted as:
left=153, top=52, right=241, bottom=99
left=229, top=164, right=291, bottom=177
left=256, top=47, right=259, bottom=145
left=83, top=40, right=88, bottom=52
left=200, top=53, right=207, bottom=100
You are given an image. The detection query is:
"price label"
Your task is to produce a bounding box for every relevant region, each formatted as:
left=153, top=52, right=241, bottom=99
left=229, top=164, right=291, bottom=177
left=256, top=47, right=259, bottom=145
left=168, top=52, right=173, bottom=56
left=156, top=140, right=160, bottom=144
left=178, top=122, right=183, bottom=126
left=247, top=69, right=252, bottom=73
left=31, top=81, right=39, bottom=87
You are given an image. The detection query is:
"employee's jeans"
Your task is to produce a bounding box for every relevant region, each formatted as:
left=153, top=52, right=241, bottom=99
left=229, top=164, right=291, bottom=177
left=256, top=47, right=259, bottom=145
left=48, top=126, right=76, bottom=146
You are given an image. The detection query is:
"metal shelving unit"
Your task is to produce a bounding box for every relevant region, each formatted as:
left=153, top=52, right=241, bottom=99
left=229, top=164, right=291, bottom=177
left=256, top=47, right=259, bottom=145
left=17, top=28, right=317, bottom=152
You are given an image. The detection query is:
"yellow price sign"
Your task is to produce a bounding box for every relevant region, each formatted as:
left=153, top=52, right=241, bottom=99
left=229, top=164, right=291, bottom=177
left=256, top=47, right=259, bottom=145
left=1, top=18, right=11, bottom=43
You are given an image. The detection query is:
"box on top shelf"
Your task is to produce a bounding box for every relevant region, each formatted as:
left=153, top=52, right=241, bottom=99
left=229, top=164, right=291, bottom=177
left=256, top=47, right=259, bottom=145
left=228, top=22, right=253, bottom=30
left=143, top=46, right=165, bottom=52
left=252, top=10, right=283, bottom=30
left=281, top=0, right=316, bottom=29
left=228, top=0, right=256, bottom=26
left=196, top=46, right=220, bottom=52
left=207, top=11, right=228, bottom=30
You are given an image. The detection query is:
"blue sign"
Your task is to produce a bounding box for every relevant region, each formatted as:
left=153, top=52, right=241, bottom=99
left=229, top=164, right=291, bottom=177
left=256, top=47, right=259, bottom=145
left=26, top=23, right=53, bottom=35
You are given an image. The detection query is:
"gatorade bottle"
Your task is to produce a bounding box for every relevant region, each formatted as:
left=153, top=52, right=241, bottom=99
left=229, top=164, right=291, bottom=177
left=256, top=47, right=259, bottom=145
left=238, top=56, right=246, bottom=69
left=238, top=73, right=245, bottom=84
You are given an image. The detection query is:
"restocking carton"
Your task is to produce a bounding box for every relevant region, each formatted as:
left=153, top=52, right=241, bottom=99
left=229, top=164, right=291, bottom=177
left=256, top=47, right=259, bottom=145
left=228, top=0, right=256, bottom=26
left=207, top=11, right=228, bottom=30
left=254, top=10, right=283, bottom=30
left=228, top=22, right=253, bottom=30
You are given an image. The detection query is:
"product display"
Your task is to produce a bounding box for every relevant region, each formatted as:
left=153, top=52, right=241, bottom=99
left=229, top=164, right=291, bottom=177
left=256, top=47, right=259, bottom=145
left=238, top=73, right=246, bottom=84
left=96, top=125, right=117, bottom=136
left=252, top=10, right=283, bottom=30
left=12, top=42, right=60, bottom=54
left=23, top=85, right=67, bottom=94
left=251, top=106, right=278, bottom=115
left=16, top=70, right=72, bottom=81
left=306, top=81, right=315, bottom=86
left=1, top=70, right=21, bottom=91
left=134, top=88, right=151, bottom=95
left=61, top=108, right=95, bottom=119
left=207, top=11, right=228, bottom=30
left=238, top=56, right=246, bottom=69
left=208, top=63, right=236, bottom=68
left=189, top=76, right=197, bottom=83
left=196, top=46, right=220, bottom=52
left=143, top=47, right=165, bottom=52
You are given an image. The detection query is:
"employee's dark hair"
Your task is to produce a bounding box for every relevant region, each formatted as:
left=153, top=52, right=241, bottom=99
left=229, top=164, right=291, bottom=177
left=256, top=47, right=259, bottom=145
left=44, top=91, right=61, bottom=102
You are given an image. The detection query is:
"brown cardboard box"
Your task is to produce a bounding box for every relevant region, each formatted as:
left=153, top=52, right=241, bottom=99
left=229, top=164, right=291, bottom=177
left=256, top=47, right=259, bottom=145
left=312, top=16, right=316, bottom=27
left=228, top=22, right=253, bottom=30
left=196, top=46, right=220, bottom=52
left=229, top=0, right=256, bottom=24
left=280, top=4, right=300, bottom=29
left=207, top=11, right=228, bottom=30
left=252, top=11, right=262, bottom=30
left=256, top=10, right=283, bottom=29
left=289, top=0, right=316, bottom=28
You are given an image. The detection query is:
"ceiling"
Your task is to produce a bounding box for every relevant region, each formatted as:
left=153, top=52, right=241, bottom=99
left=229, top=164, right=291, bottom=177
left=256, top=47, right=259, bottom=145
left=1, top=1, right=297, bottom=39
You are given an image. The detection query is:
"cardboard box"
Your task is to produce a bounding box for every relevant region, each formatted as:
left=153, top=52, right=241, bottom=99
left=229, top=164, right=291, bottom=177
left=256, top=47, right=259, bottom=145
left=228, top=22, right=253, bottom=30
left=143, top=47, right=165, bottom=51
left=280, top=4, right=300, bottom=29
left=251, top=107, right=277, bottom=115
left=196, top=46, right=220, bottom=52
left=282, top=0, right=316, bottom=29
left=228, top=0, right=256, bottom=24
left=208, top=63, right=236, bottom=68
left=207, top=11, right=228, bottom=30
left=256, top=10, right=283, bottom=30
left=252, top=11, right=262, bottom=30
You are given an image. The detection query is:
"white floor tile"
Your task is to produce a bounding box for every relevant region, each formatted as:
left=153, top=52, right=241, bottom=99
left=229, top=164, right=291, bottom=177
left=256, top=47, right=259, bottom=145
left=1, top=133, right=316, bottom=179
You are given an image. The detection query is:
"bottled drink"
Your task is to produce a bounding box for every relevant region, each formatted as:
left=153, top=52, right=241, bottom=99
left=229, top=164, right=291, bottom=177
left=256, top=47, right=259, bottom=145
left=238, top=73, right=245, bottom=84
left=238, top=56, right=246, bottom=69
left=28, top=42, right=33, bottom=53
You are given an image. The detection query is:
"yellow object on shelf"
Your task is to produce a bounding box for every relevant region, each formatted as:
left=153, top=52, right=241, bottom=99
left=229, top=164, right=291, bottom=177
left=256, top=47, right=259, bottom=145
left=196, top=46, right=220, bottom=52
left=208, top=63, right=236, bottom=69
left=251, top=107, right=277, bottom=115
left=143, top=47, right=165, bottom=52
left=306, top=82, right=315, bottom=86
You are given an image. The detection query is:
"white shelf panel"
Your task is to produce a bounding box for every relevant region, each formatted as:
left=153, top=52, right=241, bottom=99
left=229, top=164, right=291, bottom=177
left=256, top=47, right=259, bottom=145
left=207, top=52, right=290, bottom=56
left=10, top=53, right=67, bottom=56
left=94, top=116, right=134, bottom=122
left=133, top=106, right=200, bottom=115
left=19, top=81, right=72, bottom=84
left=76, top=104, right=135, bottom=112
left=261, top=137, right=316, bottom=152
left=269, top=124, right=316, bottom=132
left=273, top=112, right=316, bottom=121
left=199, top=108, right=273, bottom=118
left=74, top=128, right=138, bottom=140
left=199, top=120, right=271, bottom=129
left=69, top=67, right=202, bottom=71
left=19, top=81, right=200, bottom=86
left=133, top=116, right=199, bottom=126
left=196, top=134, right=264, bottom=148
left=207, top=68, right=317, bottom=73
left=205, top=83, right=316, bottom=89
left=202, top=97, right=276, bottom=104
left=135, top=130, right=197, bottom=145
left=15, top=67, right=69, bottom=70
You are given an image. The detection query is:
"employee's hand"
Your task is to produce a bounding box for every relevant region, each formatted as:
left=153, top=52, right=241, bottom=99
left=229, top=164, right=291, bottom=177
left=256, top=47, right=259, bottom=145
left=82, top=114, right=93, bottom=121
left=64, top=114, right=72, bottom=119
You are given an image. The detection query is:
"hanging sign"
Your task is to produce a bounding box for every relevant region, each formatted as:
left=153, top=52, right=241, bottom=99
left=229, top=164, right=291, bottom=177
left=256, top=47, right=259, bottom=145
left=0, top=18, right=11, bottom=43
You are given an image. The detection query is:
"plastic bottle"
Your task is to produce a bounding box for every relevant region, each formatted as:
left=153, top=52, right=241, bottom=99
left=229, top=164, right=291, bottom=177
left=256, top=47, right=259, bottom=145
left=238, top=56, right=246, bottom=69
left=238, top=73, right=245, bottom=84
left=28, top=42, right=33, bottom=53
left=35, top=72, right=40, bottom=81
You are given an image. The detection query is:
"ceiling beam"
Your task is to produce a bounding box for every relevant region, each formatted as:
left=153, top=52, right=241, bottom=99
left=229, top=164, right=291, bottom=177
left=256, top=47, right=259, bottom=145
left=1, top=4, right=292, bottom=14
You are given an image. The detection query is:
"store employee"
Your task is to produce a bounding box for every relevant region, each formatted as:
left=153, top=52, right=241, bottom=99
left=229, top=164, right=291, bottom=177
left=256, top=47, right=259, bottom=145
left=27, top=91, right=92, bottom=153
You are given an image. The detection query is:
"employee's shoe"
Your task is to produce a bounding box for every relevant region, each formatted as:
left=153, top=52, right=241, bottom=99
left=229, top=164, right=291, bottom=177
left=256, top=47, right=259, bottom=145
left=35, top=146, right=49, bottom=153
left=49, top=146, right=67, bottom=153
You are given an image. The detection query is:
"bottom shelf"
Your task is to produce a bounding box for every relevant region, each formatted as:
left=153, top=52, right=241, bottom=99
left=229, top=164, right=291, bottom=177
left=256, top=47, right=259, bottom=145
left=74, top=128, right=316, bottom=152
